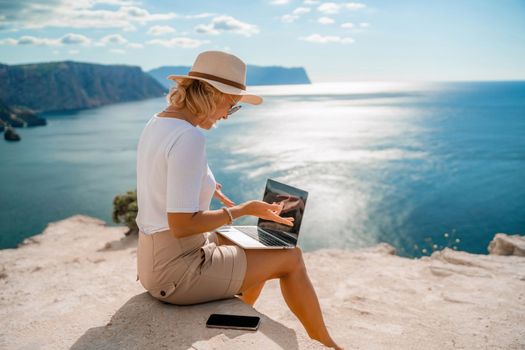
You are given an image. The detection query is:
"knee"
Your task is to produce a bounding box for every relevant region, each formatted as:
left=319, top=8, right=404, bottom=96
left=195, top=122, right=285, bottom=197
left=287, top=247, right=306, bottom=273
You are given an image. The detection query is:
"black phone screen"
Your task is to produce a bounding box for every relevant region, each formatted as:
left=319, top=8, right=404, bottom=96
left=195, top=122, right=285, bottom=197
left=206, top=313, right=260, bottom=330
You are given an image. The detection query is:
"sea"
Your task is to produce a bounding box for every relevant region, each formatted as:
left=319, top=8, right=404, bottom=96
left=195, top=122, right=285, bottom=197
left=1, top=81, right=524, bottom=258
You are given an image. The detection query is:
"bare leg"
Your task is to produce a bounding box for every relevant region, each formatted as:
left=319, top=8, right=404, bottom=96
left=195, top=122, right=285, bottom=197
left=212, top=232, right=341, bottom=348
left=238, top=281, right=265, bottom=306
left=240, top=248, right=342, bottom=350
left=279, top=260, right=339, bottom=348
left=214, top=232, right=266, bottom=306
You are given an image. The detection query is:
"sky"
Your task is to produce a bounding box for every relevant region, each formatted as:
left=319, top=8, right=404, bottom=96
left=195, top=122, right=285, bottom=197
left=0, top=0, right=524, bottom=82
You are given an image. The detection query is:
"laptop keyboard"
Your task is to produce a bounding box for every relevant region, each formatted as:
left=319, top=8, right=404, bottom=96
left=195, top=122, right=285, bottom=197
left=236, top=226, right=290, bottom=247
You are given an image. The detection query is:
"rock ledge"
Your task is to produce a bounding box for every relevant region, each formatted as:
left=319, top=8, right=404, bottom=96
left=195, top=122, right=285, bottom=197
left=0, top=215, right=524, bottom=349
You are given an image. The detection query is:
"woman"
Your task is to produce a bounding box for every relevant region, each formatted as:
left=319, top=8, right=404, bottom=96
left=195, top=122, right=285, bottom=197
left=136, top=50, right=342, bottom=349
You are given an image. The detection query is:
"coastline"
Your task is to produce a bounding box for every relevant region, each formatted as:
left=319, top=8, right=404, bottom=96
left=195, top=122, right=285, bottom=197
left=0, top=214, right=524, bottom=349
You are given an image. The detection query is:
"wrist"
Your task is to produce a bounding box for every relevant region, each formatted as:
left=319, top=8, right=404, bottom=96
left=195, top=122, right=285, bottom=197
left=221, top=207, right=233, bottom=225
left=229, top=202, right=249, bottom=220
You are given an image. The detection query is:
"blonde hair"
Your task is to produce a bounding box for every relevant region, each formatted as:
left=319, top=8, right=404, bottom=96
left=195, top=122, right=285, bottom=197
left=166, top=78, right=235, bottom=121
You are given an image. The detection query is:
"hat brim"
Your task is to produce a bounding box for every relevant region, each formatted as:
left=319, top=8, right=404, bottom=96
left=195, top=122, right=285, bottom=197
left=167, top=74, right=263, bottom=105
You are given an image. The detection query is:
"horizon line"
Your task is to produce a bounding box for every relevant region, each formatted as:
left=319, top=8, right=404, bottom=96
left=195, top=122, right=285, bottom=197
left=2, top=59, right=524, bottom=84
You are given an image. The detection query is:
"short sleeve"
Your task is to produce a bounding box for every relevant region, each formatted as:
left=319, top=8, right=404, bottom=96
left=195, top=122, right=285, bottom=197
left=166, top=129, right=206, bottom=213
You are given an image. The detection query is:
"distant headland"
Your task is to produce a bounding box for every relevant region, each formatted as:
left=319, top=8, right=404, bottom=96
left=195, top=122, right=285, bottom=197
left=0, top=61, right=164, bottom=113
left=0, top=61, right=165, bottom=141
left=148, top=64, right=311, bottom=89
left=0, top=60, right=311, bottom=141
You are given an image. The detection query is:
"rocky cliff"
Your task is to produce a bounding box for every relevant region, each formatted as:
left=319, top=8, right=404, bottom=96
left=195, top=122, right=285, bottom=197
left=0, top=98, right=46, bottom=130
left=0, top=215, right=523, bottom=349
left=0, top=61, right=166, bottom=114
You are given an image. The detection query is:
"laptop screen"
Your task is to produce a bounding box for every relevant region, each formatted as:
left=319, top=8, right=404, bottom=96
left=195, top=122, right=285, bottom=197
left=257, top=179, right=308, bottom=243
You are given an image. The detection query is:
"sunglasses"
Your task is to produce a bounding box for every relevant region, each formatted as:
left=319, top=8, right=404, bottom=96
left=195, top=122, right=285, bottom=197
left=227, top=95, right=242, bottom=116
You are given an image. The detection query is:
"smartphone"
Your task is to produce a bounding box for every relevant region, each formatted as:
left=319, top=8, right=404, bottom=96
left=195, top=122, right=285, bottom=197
left=205, top=313, right=261, bottom=331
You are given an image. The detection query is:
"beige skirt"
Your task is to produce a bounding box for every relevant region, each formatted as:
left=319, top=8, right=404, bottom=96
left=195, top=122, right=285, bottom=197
left=137, top=229, right=247, bottom=305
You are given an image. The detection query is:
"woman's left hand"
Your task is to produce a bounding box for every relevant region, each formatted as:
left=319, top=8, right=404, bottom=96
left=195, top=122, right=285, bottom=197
left=214, top=183, right=235, bottom=207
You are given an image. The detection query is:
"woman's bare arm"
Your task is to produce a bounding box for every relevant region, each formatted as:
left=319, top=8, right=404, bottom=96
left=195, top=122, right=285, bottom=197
left=167, top=201, right=294, bottom=238
left=167, top=205, right=245, bottom=238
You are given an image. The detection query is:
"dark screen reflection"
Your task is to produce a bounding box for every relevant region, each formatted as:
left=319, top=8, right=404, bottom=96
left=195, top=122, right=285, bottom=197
left=257, top=179, right=308, bottom=243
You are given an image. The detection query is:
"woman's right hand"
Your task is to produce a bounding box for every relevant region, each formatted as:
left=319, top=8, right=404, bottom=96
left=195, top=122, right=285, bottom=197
left=242, top=200, right=295, bottom=227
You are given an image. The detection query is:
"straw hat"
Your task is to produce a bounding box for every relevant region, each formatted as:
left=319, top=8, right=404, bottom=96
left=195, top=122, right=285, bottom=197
left=167, top=50, right=263, bottom=105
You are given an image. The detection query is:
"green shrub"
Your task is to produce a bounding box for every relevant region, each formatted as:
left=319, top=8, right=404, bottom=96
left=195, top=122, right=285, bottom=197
left=112, top=189, right=138, bottom=235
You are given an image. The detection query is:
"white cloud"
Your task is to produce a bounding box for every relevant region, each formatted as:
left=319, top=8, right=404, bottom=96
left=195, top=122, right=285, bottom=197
left=60, top=33, right=91, bottom=45
left=293, top=7, right=311, bottom=15
left=146, top=37, right=209, bottom=48
left=68, top=49, right=80, bottom=54
left=147, top=25, right=176, bottom=36
left=303, top=0, right=320, bottom=4
left=18, top=36, right=59, bottom=46
left=299, top=33, right=354, bottom=44
left=0, top=1, right=180, bottom=30
left=120, top=6, right=148, bottom=18
left=270, top=0, right=291, bottom=5
left=281, top=6, right=311, bottom=23
left=96, top=34, right=143, bottom=49
left=0, top=33, right=91, bottom=46
left=318, top=16, right=335, bottom=24
left=99, top=34, right=128, bottom=45
left=184, top=13, right=216, bottom=19
left=0, top=38, right=18, bottom=45
left=317, top=2, right=365, bottom=14
left=195, top=24, right=220, bottom=35
left=281, top=14, right=299, bottom=23
left=110, top=48, right=126, bottom=54
left=340, top=22, right=370, bottom=30
left=346, top=3, right=366, bottom=10
left=88, top=0, right=139, bottom=6
left=113, top=6, right=177, bottom=22
left=0, top=32, right=146, bottom=50
left=317, top=3, right=340, bottom=14
left=194, top=16, right=259, bottom=37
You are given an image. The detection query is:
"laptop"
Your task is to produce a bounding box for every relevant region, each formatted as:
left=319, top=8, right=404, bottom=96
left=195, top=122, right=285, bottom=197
left=215, top=178, right=308, bottom=249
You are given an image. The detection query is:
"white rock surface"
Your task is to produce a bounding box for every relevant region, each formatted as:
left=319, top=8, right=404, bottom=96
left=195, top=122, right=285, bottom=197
left=488, top=233, right=525, bottom=256
left=0, top=215, right=524, bottom=350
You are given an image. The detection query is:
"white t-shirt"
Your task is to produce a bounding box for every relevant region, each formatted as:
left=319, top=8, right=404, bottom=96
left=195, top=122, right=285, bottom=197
left=135, top=113, right=217, bottom=235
